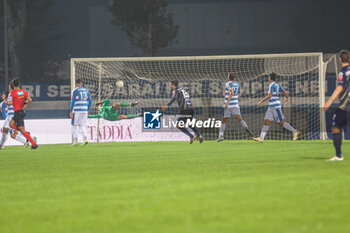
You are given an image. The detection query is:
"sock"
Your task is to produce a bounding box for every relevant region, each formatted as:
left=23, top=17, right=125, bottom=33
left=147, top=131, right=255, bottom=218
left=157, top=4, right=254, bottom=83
left=0, top=132, right=8, bottom=147
left=283, top=122, right=297, bottom=133
left=189, top=126, right=200, bottom=137
left=80, top=126, right=87, bottom=141
left=333, top=133, right=342, bottom=157
left=178, top=127, right=194, bottom=138
left=219, top=124, right=226, bottom=137
left=260, top=125, right=269, bottom=139
left=72, top=125, right=78, bottom=143
left=126, top=114, right=138, bottom=119
left=120, top=102, right=130, bottom=107
left=14, top=135, right=26, bottom=144
left=240, top=120, right=253, bottom=137
left=240, top=120, right=248, bottom=129
left=23, top=131, right=36, bottom=146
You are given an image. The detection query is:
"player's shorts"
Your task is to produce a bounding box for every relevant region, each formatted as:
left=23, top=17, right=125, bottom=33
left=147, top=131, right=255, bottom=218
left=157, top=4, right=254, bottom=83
left=332, top=109, right=350, bottom=129
left=71, top=112, right=88, bottom=126
left=222, top=106, right=241, bottom=118
left=177, top=109, right=194, bottom=125
left=2, top=115, right=13, bottom=129
left=264, top=107, right=284, bottom=123
left=13, top=110, right=26, bottom=127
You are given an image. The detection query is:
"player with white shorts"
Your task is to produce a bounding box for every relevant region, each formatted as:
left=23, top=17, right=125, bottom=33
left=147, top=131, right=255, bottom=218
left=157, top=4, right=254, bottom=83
left=264, top=107, right=284, bottom=123
left=253, top=73, right=299, bottom=143
left=217, top=73, right=253, bottom=142
left=70, top=79, right=92, bottom=146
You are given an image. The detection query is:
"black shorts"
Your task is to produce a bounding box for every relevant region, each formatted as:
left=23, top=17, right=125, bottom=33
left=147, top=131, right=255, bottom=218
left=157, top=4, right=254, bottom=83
left=13, top=109, right=26, bottom=127
left=332, top=109, right=350, bottom=129
left=177, top=109, right=194, bottom=124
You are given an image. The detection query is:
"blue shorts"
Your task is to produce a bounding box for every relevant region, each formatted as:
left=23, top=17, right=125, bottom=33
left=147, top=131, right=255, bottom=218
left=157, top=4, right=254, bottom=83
left=332, top=109, right=350, bottom=129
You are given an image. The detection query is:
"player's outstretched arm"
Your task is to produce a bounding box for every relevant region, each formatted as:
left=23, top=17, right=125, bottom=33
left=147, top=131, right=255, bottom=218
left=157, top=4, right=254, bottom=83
left=88, top=114, right=102, bottom=118
left=162, top=90, right=178, bottom=111
left=102, top=99, right=111, bottom=107
left=3, top=93, right=12, bottom=105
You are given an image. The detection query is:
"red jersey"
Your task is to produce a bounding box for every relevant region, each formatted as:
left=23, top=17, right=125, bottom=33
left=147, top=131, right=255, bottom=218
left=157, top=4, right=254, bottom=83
left=11, top=89, right=29, bottom=111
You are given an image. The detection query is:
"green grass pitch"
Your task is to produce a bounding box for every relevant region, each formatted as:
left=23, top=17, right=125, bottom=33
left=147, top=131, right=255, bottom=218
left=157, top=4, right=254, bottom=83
left=0, top=140, right=349, bottom=233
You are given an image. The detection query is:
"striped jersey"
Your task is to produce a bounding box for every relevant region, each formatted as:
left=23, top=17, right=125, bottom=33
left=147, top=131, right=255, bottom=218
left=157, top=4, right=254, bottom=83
left=167, top=88, right=193, bottom=111
left=0, top=95, right=14, bottom=119
left=6, top=94, right=14, bottom=117
left=267, top=82, right=285, bottom=108
left=223, top=81, right=240, bottom=107
left=70, top=86, right=92, bottom=113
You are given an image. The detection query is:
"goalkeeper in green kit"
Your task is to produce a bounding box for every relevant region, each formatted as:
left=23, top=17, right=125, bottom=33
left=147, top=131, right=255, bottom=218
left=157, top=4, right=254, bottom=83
left=88, top=99, right=141, bottom=121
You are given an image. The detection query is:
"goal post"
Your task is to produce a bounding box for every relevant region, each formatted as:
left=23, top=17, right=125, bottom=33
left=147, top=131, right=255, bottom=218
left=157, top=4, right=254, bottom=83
left=318, top=53, right=326, bottom=140
left=71, top=52, right=328, bottom=141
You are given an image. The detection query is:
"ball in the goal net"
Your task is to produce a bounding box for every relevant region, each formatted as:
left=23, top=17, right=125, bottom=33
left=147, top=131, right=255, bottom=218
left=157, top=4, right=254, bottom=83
left=116, top=80, right=124, bottom=88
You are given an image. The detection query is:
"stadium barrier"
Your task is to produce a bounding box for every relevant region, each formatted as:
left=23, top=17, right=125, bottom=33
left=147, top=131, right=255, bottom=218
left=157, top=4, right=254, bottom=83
left=0, top=118, right=189, bottom=146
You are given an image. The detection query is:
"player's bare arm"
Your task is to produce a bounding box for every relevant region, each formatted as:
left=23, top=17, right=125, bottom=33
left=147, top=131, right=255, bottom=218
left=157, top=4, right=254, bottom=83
left=162, top=90, right=176, bottom=112
left=324, top=86, right=343, bottom=111
left=26, top=96, right=32, bottom=104
left=225, top=90, right=234, bottom=108
left=5, top=99, right=12, bottom=105
left=258, top=92, right=273, bottom=106
left=282, top=91, right=289, bottom=105
left=3, top=94, right=12, bottom=105
left=161, top=105, right=168, bottom=111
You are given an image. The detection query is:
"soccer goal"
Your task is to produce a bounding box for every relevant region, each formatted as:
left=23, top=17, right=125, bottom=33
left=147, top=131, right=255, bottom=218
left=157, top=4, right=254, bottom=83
left=71, top=53, right=328, bottom=141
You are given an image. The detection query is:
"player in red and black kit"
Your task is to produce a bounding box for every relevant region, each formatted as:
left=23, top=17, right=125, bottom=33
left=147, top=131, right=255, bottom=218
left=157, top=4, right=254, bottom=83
left=8, top=78, right=38, bottom=149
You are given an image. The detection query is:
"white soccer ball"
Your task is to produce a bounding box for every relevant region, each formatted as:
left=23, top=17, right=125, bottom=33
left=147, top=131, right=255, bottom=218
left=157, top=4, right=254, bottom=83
left=116, top=80, right=124, bottom=88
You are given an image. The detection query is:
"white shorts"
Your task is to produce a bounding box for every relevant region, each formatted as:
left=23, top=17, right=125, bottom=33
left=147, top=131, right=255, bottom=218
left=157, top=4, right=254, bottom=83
left=71, top=112, right=88, bottom=126
left=264, top=107, right=284, bottom=123
left=3, top=115, right=12, bottom=129
left=222, top=106, right=241, bottom=118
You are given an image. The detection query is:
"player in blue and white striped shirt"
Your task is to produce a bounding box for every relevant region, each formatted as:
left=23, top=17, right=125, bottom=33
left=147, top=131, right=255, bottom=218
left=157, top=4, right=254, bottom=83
left=70, top=79, right=92, bottom=146
left=217, top=73, right=252, bottom=142
left=253, top=73, right=299, bottom=143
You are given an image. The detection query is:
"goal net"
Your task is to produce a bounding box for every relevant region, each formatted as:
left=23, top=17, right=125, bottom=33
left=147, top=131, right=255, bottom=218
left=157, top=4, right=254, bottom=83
left=71, top=53, right=326, bottom=141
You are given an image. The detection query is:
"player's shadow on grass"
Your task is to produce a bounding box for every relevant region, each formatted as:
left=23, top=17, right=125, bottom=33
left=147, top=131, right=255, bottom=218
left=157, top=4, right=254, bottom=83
left=298, top=156, right=328, bottom=160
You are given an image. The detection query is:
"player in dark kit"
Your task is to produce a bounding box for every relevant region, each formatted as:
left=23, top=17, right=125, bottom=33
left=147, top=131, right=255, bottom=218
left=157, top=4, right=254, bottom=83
left=323, top=50, right=350, bottom=161
left=161, top=80, right=204, bottom=144
left=6, top=78, right=38, bottom=149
